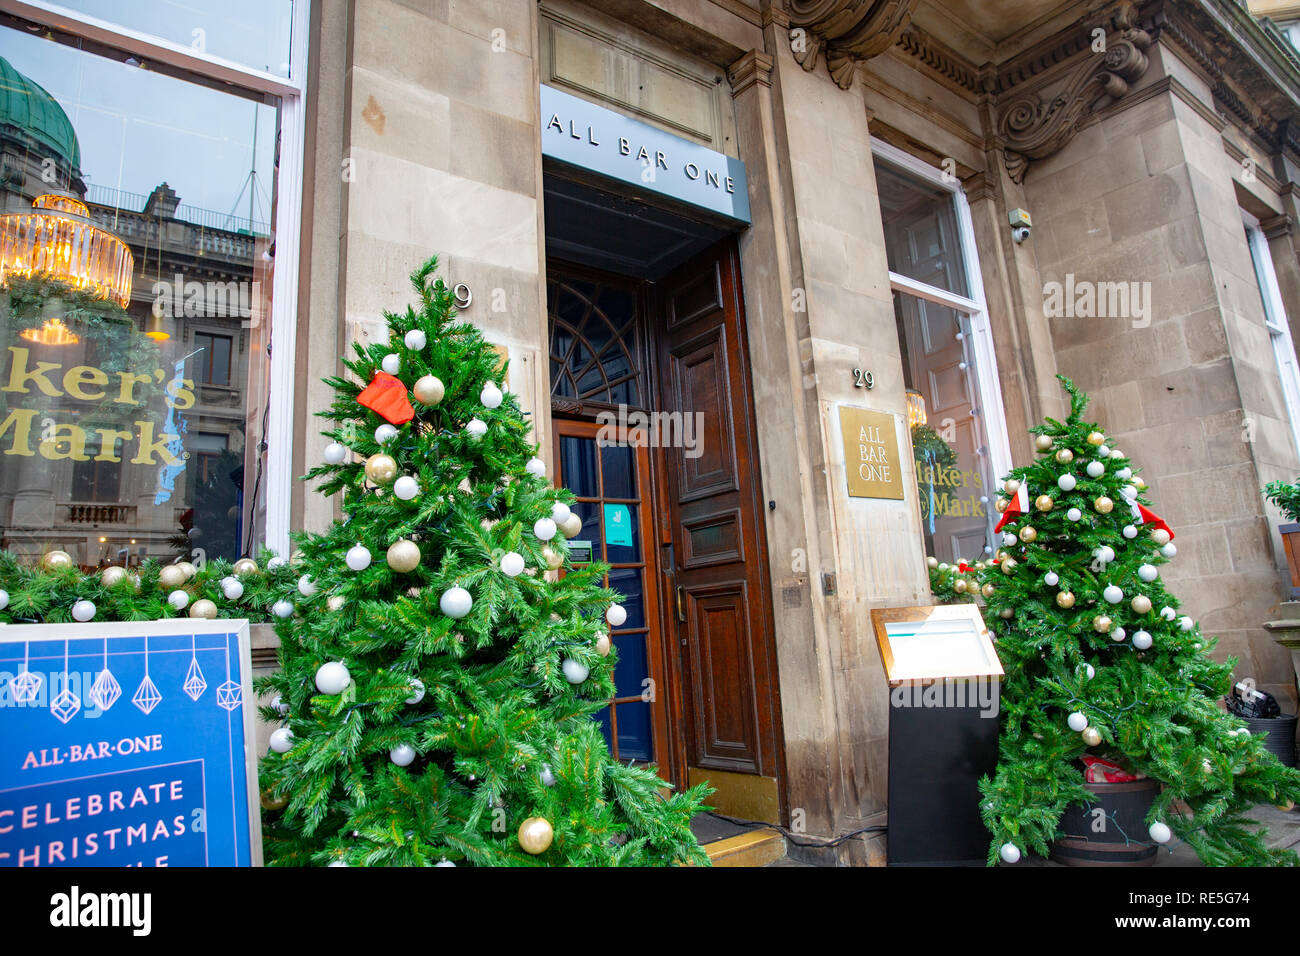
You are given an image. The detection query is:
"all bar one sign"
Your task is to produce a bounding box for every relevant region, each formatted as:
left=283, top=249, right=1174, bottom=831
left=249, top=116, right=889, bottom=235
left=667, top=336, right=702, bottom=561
left=540, top=84, right=751, bottom=224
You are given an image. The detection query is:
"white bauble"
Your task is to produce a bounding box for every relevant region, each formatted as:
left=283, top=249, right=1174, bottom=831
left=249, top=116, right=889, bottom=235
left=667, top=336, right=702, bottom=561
left=435, top=859, right=456, bottom=868
left=1002, top=533, right=1017, bottom=547
left=1103, top=585, right=1123, bottom=604
left=0, top=589, right=7, bottom=610
left=552, top=502, right=572, bottom=525
left=393, top=476, right=419, bottom=501
left=561, top=658, right=589, bottom=684
left=221, top=577, right=244, bottom=601
left=1133, top=631, right=1153, bottom=650
left=328, top=860, right=349, bottom=868
left=1044, top=572, right=1060, bottom=586
left=72, top=599, right=96, bottom=622
left=606, top=604, right=628, bottom=627
left=999, top=843, right=1021, bottom=864
left=1057, top=474, right=1077, bottom=491
left=440, top=586, right=473, bottom=619
left=1083, top=664, right=1096, bottom=679
left=315, top=661, right=351, bottom=695
left=533, top=518, right=557, bottom=541
left=539, top=764, right=557, bottom=787
left=1097, top=445, right=1110, bottom=458
left=1116, top=467, right=1132, bottom=480
left=480, top=382, right=503, bottom=409
left=1122, top=525, right=1138, bottom=539
left=1111, top=626, right=1127, bottom=643
left=1086, top=461, right=1105, bottom=478
left=1160, top=606, right=1176, bottom=621
left=269, top=727, right=294, bottom=753
left=1148, top=821, right=1172, bottom=844
left=168, top=590, right=190, bottom=610
left=525, top=457, right=547, bottom=478
left=381, top=353, right=401, bottom=375
left=298, top=574, right=317, bottom=597
left=1138, top=564, right=1158, bottom=583
left=1109, top=448, right=1124, bottom=459
left=1067, top=507, right=1082, bottom=521
left=1121, top=485, right=1137, bottom=500
left=1095, top=546, right=1115, bottom=565
left=1161, top=543, right=1177, bottom=558
left=272, top=694, right=290, bottom=716
left=1067, top=712, right=1088, bottom=732
left=324, top=442, right=348, bottom=464
left=404, top=329, right=427, bottom=351
left=346, top=544, right=372, bottom=571
left=405, top=678, right=425, bottom=705
left=272, top=599, right=294, bottom=619
left=390, top=743, right=417, bottom=767
left=1178, top=616, right=1194, bottom=632
left=267, top=556, right=286, bottom=570
left=375, top=424, right=398, bottom=444
left=465, top=419, right=488, bottom=440
left=500, top=551, right=525, bottom=578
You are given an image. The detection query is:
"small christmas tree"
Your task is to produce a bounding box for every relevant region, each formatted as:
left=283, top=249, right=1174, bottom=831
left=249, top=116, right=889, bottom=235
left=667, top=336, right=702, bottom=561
left=256, top=259, right=709, bottom=866
left=978, top=377, right=1300, bottom=866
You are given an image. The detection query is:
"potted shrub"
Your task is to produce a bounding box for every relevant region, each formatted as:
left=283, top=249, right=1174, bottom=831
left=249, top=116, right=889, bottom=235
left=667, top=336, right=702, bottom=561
left=1263, top=478, right=1300, bottom=599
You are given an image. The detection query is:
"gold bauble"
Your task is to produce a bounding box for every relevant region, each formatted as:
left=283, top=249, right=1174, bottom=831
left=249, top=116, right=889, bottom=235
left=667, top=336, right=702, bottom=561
left=178, top=561, right=197, bottom=580
left=1082, top=726, right=1102, bottom=747
left=1134, top=476, right=1146, bottom=490
left=542, top=546, right=564, bottom=570
left=189, top=599, right=218, bottom=620
left=981, top=583, right=996, bottom=598
left=559, top=513, right=583, bottom=539
left=1004, top=478, right=1021, bottom=495
left=158, top=565, right=188, bottom=589
left=518, top=816, right=554, bottom=855
left=1000, top=558, right=1017, bottom=575
left=365, top=453, right=398, bottom=485
left=1150, top=528, right=1170, bottom=546
left=1056, top=591, right=1076, bottom=609
left=926, top=556, right=939, bottom=569
left=1019, top=526, right=1038, bottom=543
left=1131, top=594, right=1152, bottom=614
left=101, top=566, right=128, bottom=587
left=1055, top=449, right=1074, bottom=464
left=1093, top=615, right=1112, bottom=633
left=41, top=550, right=73, bottom=570
left=1086, top=431, right=1106, bottom=446
left=260, top=788, right=288, bottom=811
left=954, top=579, right=968, bottom=593
left=999, top=607, right=1014, bottom=619
left=995, top=498, right=1008, bottom=513
left=327, top=595, right=347, bottom=611
left=413, top=374, right=445, bottom=406
left=1034, top=434, right=1054, bottom=452
left=1094, top=496, right=1114, bottom=514
left=595, top=633, right=612, bottom=657
left=1035, top=495, right=1054, bottom=512
left=233, top=558, right=259, bottom=576
left=386, top=539, right=422, bottom=573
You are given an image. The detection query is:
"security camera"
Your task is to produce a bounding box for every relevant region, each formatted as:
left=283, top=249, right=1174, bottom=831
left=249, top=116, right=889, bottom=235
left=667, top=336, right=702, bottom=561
left=1009, top=207, right=1032, bottom=244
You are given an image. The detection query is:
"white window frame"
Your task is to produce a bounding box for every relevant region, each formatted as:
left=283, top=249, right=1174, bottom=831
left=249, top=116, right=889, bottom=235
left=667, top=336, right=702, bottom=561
left=1244, top=212, right=1300, bottom=457
left=872, top=140, right=1015, bottom=490
left=8, top=0, right=310, bottom=558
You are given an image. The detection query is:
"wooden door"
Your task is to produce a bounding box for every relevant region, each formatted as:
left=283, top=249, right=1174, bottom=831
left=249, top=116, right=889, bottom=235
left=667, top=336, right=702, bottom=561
left=655, top=239, right=784, bottom=822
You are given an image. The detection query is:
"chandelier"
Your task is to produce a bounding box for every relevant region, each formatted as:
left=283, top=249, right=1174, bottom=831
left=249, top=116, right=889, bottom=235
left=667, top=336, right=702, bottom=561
left=0, top=193, right=133, bottom=308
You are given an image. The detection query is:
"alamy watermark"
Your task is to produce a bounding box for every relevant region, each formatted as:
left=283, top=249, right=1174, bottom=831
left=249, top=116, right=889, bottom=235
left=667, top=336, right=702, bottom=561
left=595, top=405, right=705, bottom=459
left=1043, top=274, right=1152, bottom=328
left=891, top=678, right=1001, bottom=718
left=151, top=273, right=262, bottom=323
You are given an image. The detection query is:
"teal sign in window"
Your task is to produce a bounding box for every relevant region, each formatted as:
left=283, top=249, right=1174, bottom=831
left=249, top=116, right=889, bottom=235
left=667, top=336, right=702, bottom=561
left=603, top=504, right=633, bottom=547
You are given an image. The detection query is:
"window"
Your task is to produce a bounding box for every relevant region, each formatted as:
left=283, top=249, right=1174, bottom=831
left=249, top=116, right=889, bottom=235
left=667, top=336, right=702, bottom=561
left=194, top=332, right=233, bottom=386
left=873, top=142, right=1012, bottom=567
left=0, top=3, right=306, bottom=568
left=1244, top=214, right=1300, bottom=456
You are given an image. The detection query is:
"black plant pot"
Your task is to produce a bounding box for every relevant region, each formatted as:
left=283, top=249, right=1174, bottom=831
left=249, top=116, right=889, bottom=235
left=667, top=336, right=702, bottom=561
left=1051, top=778, right=1161, bottom=866
left=1243, top=713, right=1298, bottom=768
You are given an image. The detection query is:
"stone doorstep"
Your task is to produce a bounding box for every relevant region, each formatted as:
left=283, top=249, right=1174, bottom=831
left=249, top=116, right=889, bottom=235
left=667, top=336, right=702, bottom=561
left=701, top=829, right=787, bottom=867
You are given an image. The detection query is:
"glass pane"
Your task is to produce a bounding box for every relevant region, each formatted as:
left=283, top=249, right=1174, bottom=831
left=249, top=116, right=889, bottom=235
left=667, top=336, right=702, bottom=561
left=875, top=159, right=968, bottom=298
left=595, top=706, right=614, bottom=755
left=567, top=500, right=600, bottom=564
left=614, top=701, right=653, bottom=762
left=607, top=567, right=646, bottom=628
left=53, top=1, right=295, bottom=78
left=0, top=29, right=277, bottom=568
left=559, top=436, right=598, bottom=497
left=600, top=443, right=636, bottom=499
left=894, top=291, right=996, bottom=566
left=613, top=630, right=650, bottom=699
left=602, top=503, right=640, bottom=563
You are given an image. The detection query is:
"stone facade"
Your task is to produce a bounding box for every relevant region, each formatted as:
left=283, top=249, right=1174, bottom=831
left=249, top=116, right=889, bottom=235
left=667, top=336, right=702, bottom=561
left=284, top=0, right=1300, bottom=862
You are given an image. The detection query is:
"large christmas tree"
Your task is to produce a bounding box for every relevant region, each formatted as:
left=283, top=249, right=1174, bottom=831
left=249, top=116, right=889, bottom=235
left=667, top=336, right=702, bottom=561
left=978, top=378, right=1300, bottom=866
left=256, top=259, right=708, bottom=866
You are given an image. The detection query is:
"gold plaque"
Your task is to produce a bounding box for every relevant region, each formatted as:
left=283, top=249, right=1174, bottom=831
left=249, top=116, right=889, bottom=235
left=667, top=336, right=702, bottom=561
left=838, top=406, right=905, bottom=500
left=490, top=343, right=510, bottom=388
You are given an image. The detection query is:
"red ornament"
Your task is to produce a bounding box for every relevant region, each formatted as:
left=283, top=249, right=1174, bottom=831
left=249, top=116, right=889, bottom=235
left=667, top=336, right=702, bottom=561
left=994, top=484, right=1029, bottom=534
left=1136, top=504, right=1173, bottom=540
left=1081, top=755, right=1139, bottom=783
left=357, top=372, right=415, bottom=425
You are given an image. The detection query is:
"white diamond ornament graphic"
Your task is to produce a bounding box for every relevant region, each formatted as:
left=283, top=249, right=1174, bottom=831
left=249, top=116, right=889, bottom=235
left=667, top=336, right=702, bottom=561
left=10, top=669, right=42, bottom=704
left=88, top=669, right=121, bottom=711
left=51, top=687, right=81, bottom=724
left=133, top=675, right=162, bottom=714
left=183, top=658, right=208, bottom=701
left=216, top=680, right=242, bottom=711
